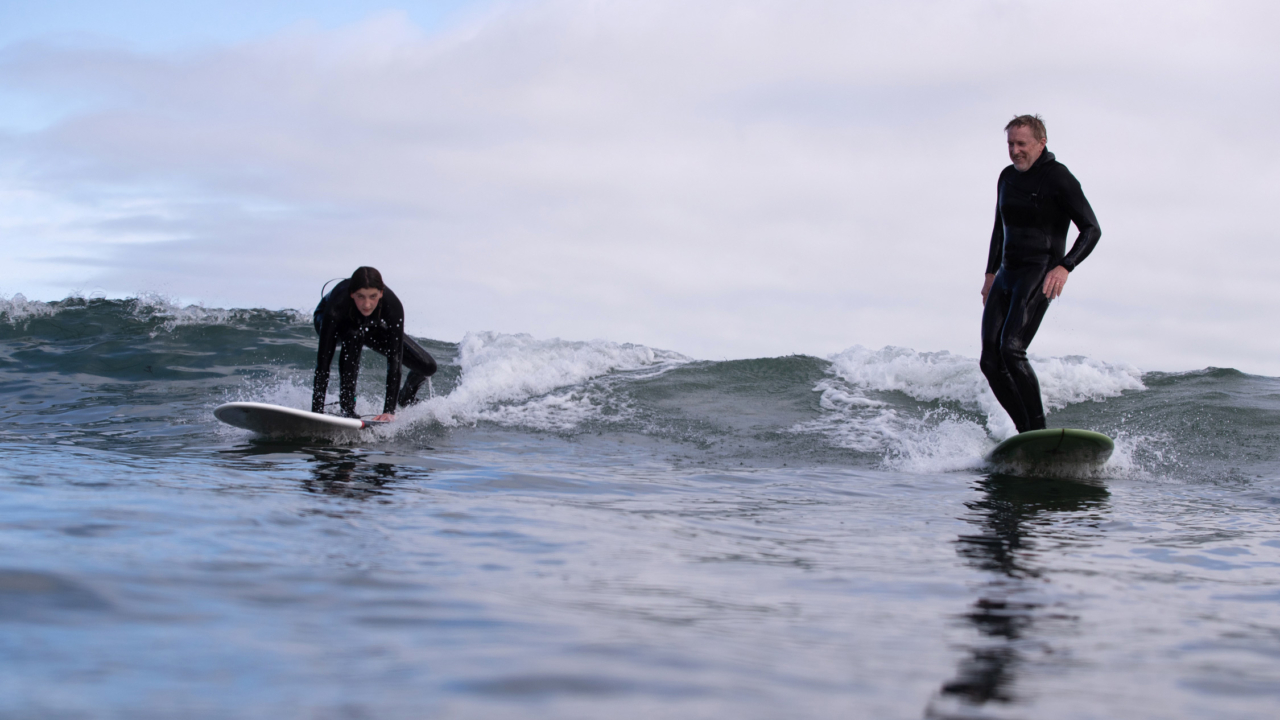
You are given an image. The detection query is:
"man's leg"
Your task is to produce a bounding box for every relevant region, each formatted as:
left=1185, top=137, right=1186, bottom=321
left=337, top=340, right=363, bottom=418
left=397, top=336, right=438, bottom=408
left=997, top=269, right=1051, bottom=431
left=980, top=271, right=1032, bottom=432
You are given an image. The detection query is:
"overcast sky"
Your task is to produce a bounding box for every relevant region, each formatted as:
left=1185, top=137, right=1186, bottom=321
left=1, top=0, right=1277, bottom=374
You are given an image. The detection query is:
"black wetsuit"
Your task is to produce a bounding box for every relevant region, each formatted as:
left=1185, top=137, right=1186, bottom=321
left=311, top=280, right=438, bottom=417
left=981, top=149, right=1100, bottom=432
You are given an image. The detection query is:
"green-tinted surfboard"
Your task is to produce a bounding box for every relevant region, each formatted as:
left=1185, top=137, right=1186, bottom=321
left=987, top=428, right=1114, bottom=467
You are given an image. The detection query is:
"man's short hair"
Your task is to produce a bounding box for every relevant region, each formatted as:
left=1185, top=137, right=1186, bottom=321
left=1005, top=114, right=1047, bottom=142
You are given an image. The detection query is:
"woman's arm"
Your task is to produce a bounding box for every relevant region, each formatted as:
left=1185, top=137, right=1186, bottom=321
left=312, top=308, right=340, bottom=413
left=380, top=290, right=406, bottom=417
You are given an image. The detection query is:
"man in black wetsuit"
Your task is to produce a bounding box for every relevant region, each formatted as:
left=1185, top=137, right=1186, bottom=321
left=312, top=266, right=437, bottom=421
left=980, top=115, right=1100, bottom=434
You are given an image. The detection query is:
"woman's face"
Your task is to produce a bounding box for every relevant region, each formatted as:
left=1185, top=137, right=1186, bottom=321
left=350, top=287, right=383, bottom=316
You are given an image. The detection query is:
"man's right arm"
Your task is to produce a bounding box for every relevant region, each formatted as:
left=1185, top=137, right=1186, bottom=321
left=983, top=179, right=1004, bottom=304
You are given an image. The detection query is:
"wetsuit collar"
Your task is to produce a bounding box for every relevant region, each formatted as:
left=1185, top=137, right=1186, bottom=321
left=1025, top=148, right=1055, bottom=172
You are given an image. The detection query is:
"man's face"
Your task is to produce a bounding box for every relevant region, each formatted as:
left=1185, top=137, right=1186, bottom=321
left=1007, top=125, right=1046, bottom=172
left=350, top=288, right=383, bottom=316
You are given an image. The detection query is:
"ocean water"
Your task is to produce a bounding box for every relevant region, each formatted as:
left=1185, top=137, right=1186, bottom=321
left=1, top=295, right=1278, bottom=720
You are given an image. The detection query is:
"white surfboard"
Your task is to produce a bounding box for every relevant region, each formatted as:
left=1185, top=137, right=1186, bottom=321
left=214, top=401, right=384, bottom=437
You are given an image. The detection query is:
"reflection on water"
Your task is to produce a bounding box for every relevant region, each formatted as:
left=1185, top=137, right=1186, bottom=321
left=926, top=475, right=1110, bottom=718
left=301, top=448, right=401, bottom=500
left=223, top=443, right=427, bottom=500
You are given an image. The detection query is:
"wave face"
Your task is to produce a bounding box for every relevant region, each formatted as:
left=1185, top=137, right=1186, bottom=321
left=3, top=295, right=1279, bottom=479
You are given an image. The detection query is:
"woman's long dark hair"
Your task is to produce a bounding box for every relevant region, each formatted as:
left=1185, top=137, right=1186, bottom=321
left=348, top=266, right=386, bottom=292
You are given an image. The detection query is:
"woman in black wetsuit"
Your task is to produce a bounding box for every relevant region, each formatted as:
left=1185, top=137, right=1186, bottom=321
left=311, top=266, right=437, bottom=421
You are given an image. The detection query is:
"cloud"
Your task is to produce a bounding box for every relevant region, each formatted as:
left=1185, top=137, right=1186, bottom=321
left=1, top=0, right=1278, bottom=372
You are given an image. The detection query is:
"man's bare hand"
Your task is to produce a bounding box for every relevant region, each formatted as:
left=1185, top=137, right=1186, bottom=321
left=1042, top=266, right=1069, bottom=300
left=981, top=273, right=995, bottom=305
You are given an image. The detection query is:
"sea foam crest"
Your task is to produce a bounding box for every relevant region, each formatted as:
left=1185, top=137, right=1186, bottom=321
left=804, top=345, right=1145, bottom=472
left=0, top=294, right=58, bottom=323
left=402, top=331, right=687, bottom=430
left=124, top=294, right=310, bottom=334
left=1, top=293, right=309, bottom=332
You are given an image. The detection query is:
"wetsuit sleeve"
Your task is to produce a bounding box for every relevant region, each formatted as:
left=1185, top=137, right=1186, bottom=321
left=381, top=293, right=406, bottom=415
left=986, top=173, right=1006, bottom=275
left=312, top=305, right=340, bottom=413
left=986, top=206, right=1004, bottom=275
left=1055, top=169, right=1101, bottom=272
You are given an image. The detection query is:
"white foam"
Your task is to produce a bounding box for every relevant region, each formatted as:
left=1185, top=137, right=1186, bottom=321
left=0, top=294, right=58, bottom=324
left=126, top=294, right=309, bottom=335
left=1032, top=355, right=1148, bottom=410
left=1102, top=429, right=1178, bottom=480
left=801, top=345, right=1145, bottom=473
left=396, top=331, right=687, bottom=431
left=0, top=292, right=309, bottom=333
left=216, top=331, right=684, bottom=439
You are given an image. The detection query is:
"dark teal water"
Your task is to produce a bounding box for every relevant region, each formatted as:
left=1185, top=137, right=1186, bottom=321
left=2, top=296, right=1278, bottom=719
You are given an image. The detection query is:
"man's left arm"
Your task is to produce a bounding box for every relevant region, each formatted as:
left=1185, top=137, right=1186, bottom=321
left=1044, top=170, right=1102, bottom=299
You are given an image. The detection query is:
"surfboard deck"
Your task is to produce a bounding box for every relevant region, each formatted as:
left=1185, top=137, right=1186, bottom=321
left=987, top=428, right=1114, bottom=467
left=214, top=402, right=384, bottom=438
